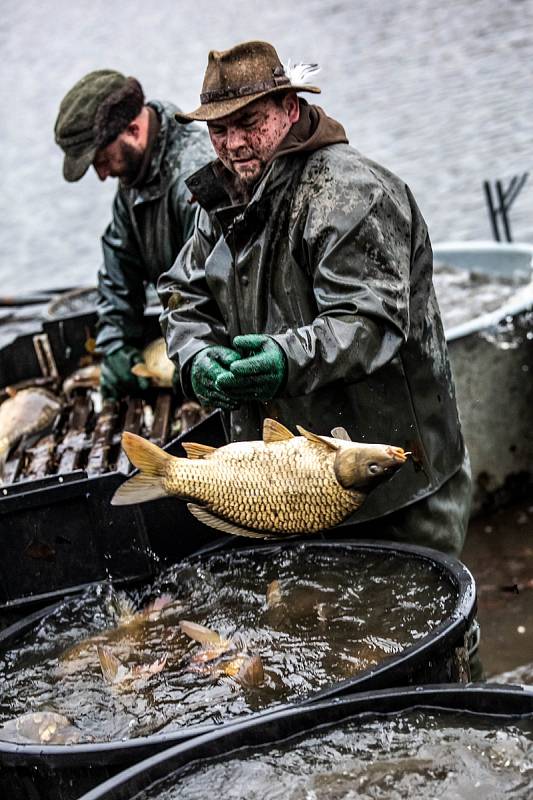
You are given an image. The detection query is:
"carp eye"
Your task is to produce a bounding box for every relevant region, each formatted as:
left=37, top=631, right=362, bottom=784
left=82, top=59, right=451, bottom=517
left=368, top=463, right=381, bottom=475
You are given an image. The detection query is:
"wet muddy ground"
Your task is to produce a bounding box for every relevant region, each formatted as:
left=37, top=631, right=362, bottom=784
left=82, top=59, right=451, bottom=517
left=462, top=498, right=533, bottom=680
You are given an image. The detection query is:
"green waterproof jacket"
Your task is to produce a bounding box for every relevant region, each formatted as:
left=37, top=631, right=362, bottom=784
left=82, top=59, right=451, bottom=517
left=158, top=143, right=466, bottom=524
left=96, top=101, right=213, bottom=354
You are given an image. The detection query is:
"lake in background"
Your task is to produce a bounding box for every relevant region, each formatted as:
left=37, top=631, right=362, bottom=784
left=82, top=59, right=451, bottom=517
left=1, top=0, right=532, bottom=293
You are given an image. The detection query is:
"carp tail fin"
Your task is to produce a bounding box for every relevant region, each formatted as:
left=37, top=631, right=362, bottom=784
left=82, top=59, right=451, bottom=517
left=111, top=432, right=173, bottom=506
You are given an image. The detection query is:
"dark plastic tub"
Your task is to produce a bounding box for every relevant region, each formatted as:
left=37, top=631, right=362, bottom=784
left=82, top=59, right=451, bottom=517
left=76, top=683, right=533, bottom=800
left=0, top=302, right=229, bottom=623
left=0, top=395, right=227, bottom=628
left=0, top=540, right=477, bottom=800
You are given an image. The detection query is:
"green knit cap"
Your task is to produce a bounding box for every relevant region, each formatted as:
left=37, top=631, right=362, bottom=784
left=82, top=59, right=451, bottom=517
left=54, top=70, right=128, bottom=182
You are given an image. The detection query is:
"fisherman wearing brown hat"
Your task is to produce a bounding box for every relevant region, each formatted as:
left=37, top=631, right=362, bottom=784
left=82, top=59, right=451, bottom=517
left=158, top=41, right=471, bottom=557
left=54, top=71, right=212, bottom=399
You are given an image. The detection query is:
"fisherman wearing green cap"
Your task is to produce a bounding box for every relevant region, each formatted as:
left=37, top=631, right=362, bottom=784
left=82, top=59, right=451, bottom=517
left=54, top=71, right=212, bottom=399
left=158, top=40, right=472, bottom=558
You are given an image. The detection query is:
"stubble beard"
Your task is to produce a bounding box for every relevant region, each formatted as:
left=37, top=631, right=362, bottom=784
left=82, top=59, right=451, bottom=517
left=118, top=141, right=145, bottom=186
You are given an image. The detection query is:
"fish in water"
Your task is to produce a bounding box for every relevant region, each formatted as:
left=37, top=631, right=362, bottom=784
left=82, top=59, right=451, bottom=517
left=180, top=620, right=232, bottom=664
left=0, top=387, right=61, bottom=477
left=179, top=619, right=231, bottom=647
left=223, top=654, right=264, bottom=688
left=266, top=579, right=283, bottom=608
left=111, top=418, right=408, bottom=537
left=106, top=591, right=177, bottom=625
left=62, top=364, right=101, bottom=396
left=97, top=645, right=167, bottom=686
left=0, top=711, right=90, bottom=744
left=59, top=592, right=177, bottom=669
left=180, top=621, right=264, bottom=687
left=131, top=338, right=176, bottom=387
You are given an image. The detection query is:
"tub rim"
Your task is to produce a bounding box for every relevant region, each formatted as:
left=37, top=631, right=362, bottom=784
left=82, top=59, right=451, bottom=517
left=434, top=239, right=533, bottom=341
left=75, top=682, right=533, bottom=800
left=0, top=538, right=476, bottom=767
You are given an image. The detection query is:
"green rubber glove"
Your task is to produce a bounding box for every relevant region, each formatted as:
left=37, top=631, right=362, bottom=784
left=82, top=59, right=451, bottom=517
left=190, top=345, right=242, bottom=410
left=100, top=345, right=150, bottom=400
left=100, top=344, right=150, bottom=400
left=215, top=334, right=287, bottom=401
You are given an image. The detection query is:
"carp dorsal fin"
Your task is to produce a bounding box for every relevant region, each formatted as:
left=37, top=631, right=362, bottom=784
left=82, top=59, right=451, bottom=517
left=181, top=442, right=216, bottom=459
left=296, top=425, right=339, bottom=451
left=263, top=418, right=294, bottom=444
left=187, top=503, right=273, bottom=539
left=331, top=427, right=351, bottom=441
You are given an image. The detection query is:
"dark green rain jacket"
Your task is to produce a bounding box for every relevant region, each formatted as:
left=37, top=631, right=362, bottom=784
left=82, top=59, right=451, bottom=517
left=96, top=101, right=212, bottom=354
left=158, top=105, right=468, bottom=540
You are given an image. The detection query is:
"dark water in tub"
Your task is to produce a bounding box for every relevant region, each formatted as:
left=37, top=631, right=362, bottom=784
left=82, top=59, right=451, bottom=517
left=0, top=546, right=455, bottom=743
left=143, top=711, right=533, bottom=800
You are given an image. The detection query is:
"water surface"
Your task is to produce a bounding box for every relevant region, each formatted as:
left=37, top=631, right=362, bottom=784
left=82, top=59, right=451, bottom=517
left=1, top=0, right=532, bottom=292
left=138, top=710, right=533, bottom=800
left=0, top=546, right=454, bottom=742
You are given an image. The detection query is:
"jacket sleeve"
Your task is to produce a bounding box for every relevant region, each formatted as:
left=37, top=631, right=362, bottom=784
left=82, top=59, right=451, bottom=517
left=269, top=163, right=415, bottom=397
left=158, top=207, right=230, bottom=394
left=95, top=189, right=146, bottom=355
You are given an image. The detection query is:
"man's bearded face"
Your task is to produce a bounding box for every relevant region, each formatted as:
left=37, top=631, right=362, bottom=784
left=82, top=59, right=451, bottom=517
left=207, top=95, right=298, bottom=187
left=93, top=136, right=144, bottom=184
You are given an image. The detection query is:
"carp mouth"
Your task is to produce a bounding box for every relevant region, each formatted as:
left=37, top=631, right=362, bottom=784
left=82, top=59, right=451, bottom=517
left=384, top=446, right=409, bottom=465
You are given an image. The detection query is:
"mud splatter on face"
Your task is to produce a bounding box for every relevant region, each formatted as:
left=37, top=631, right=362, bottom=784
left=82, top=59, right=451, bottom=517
left=208, top=97, right=296, bottom=188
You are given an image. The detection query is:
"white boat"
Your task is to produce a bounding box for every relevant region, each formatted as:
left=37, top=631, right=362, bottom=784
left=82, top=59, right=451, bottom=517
left=434, top=241, right=533, bottom=513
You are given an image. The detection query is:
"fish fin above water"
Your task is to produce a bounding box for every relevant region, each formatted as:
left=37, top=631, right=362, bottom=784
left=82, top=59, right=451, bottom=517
left=331, top=427, right=351, bottom=441
left=296, top=425, right=339, bottom=451
left=235, top=655, right=264, bottom=688
left=108, top=590, right=137, bottom=622
left=180, top=620, right=221, bottom=645
left=111, top=473, right=168, bottom=505
left=262, top=418, right=294, bottom=444
left=97, top=645, right=123, bottom=684
left=266, top=579, right=282, bottom=608
left=181, top=442, right=217, bottom=459
left=187, top=503, right=270, bottom=539
left=143, top=594, right=175, bottom=617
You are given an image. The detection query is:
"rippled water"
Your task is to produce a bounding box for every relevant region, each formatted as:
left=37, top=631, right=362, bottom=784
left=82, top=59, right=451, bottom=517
left=0, top=546, right=454, bottom=743
left=144, top=711, right=533, bottom=800
left=1, top=0, right=533, bottom=293
left=433, top=260, right=530, bottom=331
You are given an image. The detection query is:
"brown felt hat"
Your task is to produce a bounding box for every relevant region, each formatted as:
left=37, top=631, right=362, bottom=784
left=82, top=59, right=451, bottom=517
left=175, top=40, right=321, bottom=123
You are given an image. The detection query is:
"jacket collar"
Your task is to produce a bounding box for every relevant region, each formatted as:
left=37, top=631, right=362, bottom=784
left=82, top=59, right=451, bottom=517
left=186, top=152, right=302, bottom=221
left=185, top=101, right=346, bottom=214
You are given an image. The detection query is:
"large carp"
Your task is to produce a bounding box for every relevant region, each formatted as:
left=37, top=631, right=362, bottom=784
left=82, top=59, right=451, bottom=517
left=0, top=387, right=61, bottom=476
left=111, top=418, right=408, bottom=537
